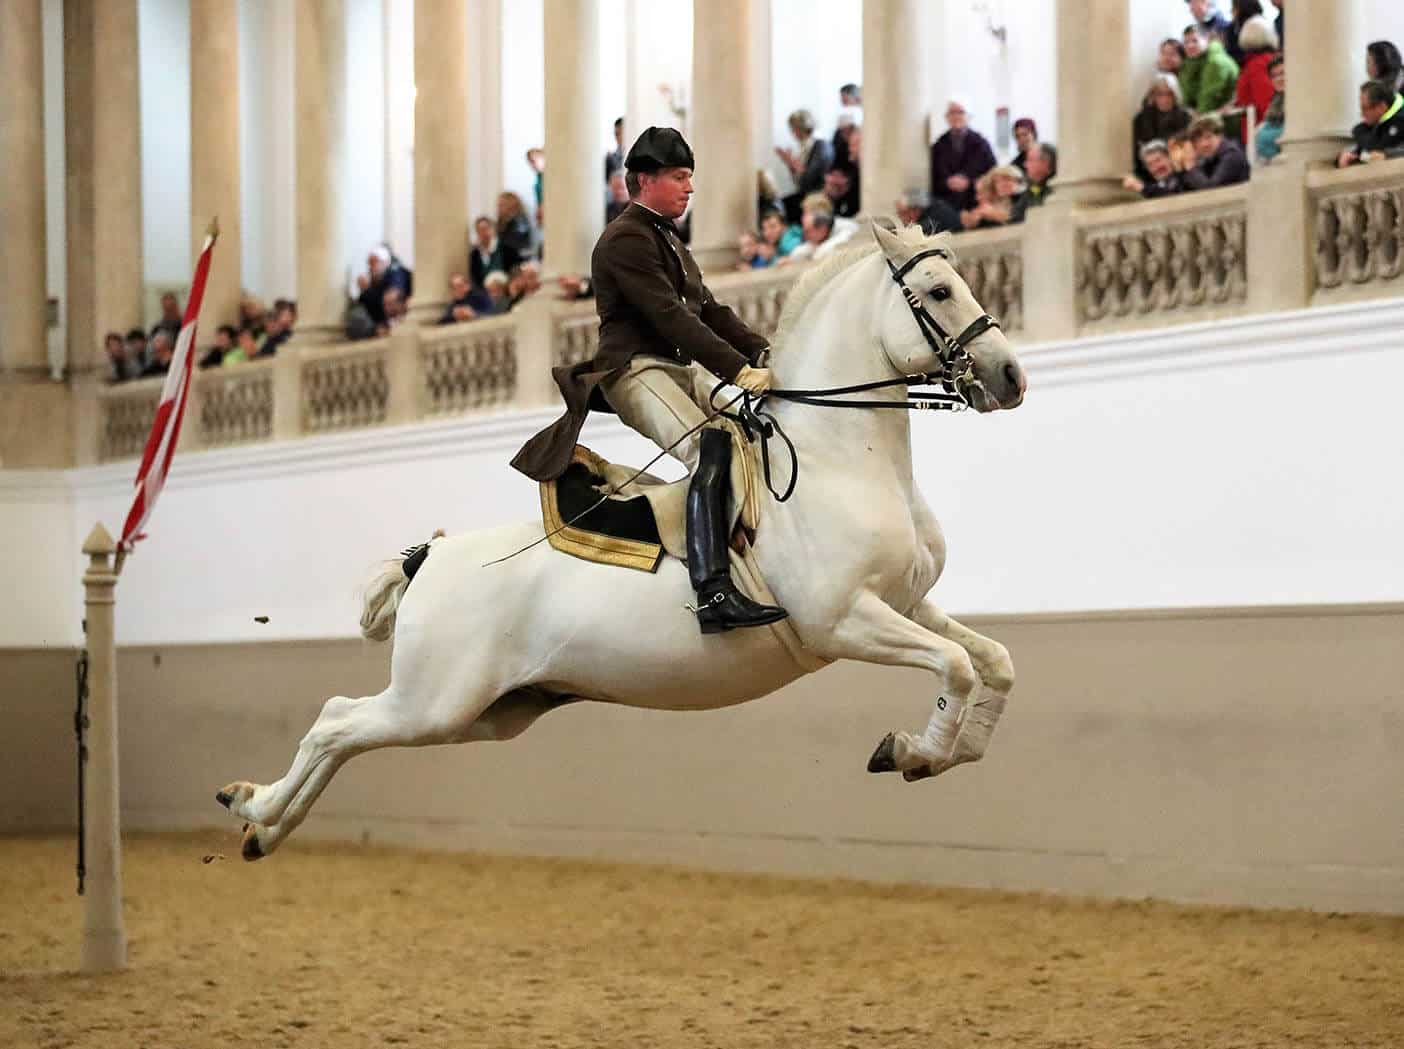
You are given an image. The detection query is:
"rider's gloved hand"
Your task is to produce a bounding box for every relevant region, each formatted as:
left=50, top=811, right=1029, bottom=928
left=734, top=366, right=774, bottom=394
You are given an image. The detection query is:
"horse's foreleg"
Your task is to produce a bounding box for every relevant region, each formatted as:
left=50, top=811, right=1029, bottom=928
left=820, top=593, right=980, bottom=775
left=905, top=602, right=1014, bottom=779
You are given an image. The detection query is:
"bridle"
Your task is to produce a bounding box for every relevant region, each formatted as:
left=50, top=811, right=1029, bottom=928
left=717, top=246, right=1004, bottom=501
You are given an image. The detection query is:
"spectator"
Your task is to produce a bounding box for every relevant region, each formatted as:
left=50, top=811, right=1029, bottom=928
left=526, top=147, right=545, bottom=209
left=124, top=328, right=149, bottom=371
left=895, top=188, right=960, bottom=235
left=439, top=273, right=493, bottom=324
left=483, top=270, right=511, bottom=314
left=1181, top=23, right=1239, bottom=114
left=1366, top=41, right=1404, bottom=95
left=496, top=191, right=535, bottom=272
left=1133, top=74, right=1193, bottom=179
left=1159, top=38, right=1186, bottom=76
left=1338, top=79, right=1404, bottom=168
left=1223, top=0, right=1264, bottom=65
left=260, top=299, right=297, bottom=355
left=833, top=83, right=862, bottom=167
left=605, top=116, right=625, bottom=181
left=1255, top=54, right=1286, bottom=161
left=381, top=244, right=413, bottom=298
left=505, top=262, right=542, bottom=311
left=1122, top=140, right=1187, bottom=198
left=223, top=327, right=261, bottom=365
left=1233, top=17, right=1279, bottom=129
left=237, top=295, right=267, bottom=338
left=930, top=96, right=996, bottom=214
left=200, top=324, right=237, bottom=369
left=357, top=247, right=404, bottom=328
left=823, top=166, right=860, bottom=218
left=142, top=330, right=175, bottom=377
left=103, top=331, right=135, bottom=382
left=1183, top=114, right=1250, bottom=188
left=763, top=207, right=802, bottom=260
left=378, top=287, right=408, bottom=333
left=469, top=215, right=503, bottom=290
left=780, top=194, right=858, bottom=265
left=737, top=230, right=770, bottom=270
left=1016, top=145, right=1055, bottom=215
left=757, top=168, right=782, bottom=222
left=1011, top=118, right=1057, bottom=177
left=1185, top=0, right=1231, bottom=42
left=776, top=109, right=834, bottom=223
left=961, top=166, right=1024, bottom=230
left=605, top=170, right=631, bottom=223
left=150, top=292, right=183, bottom=344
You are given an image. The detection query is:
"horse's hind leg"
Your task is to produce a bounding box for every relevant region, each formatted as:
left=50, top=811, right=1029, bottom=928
left=217, top=693, right=373, bottom=829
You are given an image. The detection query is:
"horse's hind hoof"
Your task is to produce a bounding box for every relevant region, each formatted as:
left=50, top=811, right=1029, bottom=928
left=903, top=765, right=937, bottom=782
left=241, top=829, right=265, bottom=862
left=867, top=733, right=898, bottom=773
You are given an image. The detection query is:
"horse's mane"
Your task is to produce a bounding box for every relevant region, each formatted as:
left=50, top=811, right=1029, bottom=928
left=771, top=225, right=957, bottom=352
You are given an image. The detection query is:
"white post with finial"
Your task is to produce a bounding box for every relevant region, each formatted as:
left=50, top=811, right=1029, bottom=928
left=80, top=523, right=127, bottom=972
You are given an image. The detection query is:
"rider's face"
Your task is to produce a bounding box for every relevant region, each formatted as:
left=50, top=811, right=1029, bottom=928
left=641, top=167, right=693, bottom=220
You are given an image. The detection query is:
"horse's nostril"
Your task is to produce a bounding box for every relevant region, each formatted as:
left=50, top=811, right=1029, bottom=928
left=1003, top=362, right=1024, bottom=392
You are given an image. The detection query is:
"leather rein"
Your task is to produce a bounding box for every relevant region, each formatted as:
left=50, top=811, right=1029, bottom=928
left=715, top=247, right=1003, bottom=503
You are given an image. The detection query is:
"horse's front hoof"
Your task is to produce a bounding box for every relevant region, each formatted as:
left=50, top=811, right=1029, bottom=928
left=903, top=765, right=937, bottom=782
left=867, top=733, right=898, bottom=773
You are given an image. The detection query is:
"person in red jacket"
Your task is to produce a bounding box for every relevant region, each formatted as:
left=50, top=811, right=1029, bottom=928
left=1234, top=15, right=1280, bottom=134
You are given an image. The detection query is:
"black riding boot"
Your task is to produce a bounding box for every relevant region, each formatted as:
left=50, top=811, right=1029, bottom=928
left=687, top=428, right=789, bottom=635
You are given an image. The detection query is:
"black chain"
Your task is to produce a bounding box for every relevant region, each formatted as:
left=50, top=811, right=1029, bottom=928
left=74, top=647, right=89, bottom=897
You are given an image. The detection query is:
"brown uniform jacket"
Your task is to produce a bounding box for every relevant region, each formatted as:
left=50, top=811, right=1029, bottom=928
left=510, top=202, right=769, bottom=481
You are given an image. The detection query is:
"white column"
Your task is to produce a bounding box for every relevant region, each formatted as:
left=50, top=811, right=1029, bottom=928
left=1281, top=1, right=1364, bottom=162
left=0, top=0, right=48, bottom=373
left=190, top=0, right=242, bottom=329
left=65, top=0, right=144, bottom=372
left=1053, top=0, right=1130, bottom=203
left=543, top=0, right=602, bottom=275
left=413, top=0, right=469, bottom=312
left=691, top=0, right=757, bottom=268
left=464, top=0, right=504, bottom=221
left=748, top=0, right=772, bottom=175
left=295, top=0, right=348, bottom=334
left=862, top=0, right=937, bottom=221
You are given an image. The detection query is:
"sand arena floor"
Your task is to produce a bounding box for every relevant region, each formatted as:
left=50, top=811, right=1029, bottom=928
left=2, top=834, right=1401, bottom=1049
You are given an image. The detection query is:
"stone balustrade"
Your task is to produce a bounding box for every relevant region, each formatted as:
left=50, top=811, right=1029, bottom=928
left=83, top=160, right=1404, bottom=464
left=1309, top=163, right=1404, bottom=306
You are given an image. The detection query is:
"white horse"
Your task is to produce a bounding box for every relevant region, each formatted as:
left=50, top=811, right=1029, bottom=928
left=218, top=223, right=1027, bottom=860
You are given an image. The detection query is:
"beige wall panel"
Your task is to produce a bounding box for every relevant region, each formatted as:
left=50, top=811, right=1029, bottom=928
left=5, top=608, right=1402, bottom=912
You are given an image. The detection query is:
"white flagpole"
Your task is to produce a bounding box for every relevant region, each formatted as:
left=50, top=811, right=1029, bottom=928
left=80, top=523, right=127, bottom=972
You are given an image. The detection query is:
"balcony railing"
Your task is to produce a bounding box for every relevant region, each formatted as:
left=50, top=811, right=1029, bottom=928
left=85, top=159, right=1404, bottom=463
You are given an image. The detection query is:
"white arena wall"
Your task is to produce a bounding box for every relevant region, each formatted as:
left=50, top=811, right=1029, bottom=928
left=4, top=302, right=1403, bottom=912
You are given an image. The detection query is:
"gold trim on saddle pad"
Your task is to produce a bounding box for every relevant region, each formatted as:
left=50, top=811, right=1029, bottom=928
left=540, top=447, right=665, bottom=573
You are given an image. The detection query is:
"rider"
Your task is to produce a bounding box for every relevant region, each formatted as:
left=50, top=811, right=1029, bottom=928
left=511, top=127, right=788, bottom=635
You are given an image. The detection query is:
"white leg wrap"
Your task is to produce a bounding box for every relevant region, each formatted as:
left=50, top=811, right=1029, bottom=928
left=954, top=687, right=1008, bottom=760
left=919, top=694, right=965, bottom=758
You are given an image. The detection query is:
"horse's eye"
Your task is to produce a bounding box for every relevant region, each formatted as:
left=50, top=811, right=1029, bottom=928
left=930, top=286, right=951, bottom=302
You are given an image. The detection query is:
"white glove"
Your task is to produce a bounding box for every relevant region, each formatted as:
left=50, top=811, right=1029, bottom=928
left=734, top=366, right=774, bottom=394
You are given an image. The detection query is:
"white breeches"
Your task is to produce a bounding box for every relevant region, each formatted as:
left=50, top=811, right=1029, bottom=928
left=602, top=357, right=724, bottom=471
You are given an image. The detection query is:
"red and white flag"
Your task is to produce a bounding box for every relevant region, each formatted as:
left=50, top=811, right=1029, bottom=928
left=119, top=225, right=219, bottom=550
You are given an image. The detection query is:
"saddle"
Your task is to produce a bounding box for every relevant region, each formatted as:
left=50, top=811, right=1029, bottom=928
left=539, top=424, right=761, bottom=573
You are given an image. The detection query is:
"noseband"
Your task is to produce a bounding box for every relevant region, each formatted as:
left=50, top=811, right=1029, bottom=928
left=886, top=248, right=1001, bottom=403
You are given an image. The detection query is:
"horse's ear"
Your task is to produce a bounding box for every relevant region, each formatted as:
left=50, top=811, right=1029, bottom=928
left=871, top=219, right=907, bottom=262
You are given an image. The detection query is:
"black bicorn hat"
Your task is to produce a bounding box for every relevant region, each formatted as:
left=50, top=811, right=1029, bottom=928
left=624, top=127, right=695, bottom=173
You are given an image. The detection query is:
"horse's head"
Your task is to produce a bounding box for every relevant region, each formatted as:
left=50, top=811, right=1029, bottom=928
left=871, top=223, right=1026, bottom=412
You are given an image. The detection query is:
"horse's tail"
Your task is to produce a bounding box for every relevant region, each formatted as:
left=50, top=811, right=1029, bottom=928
left=359, top=533, right=439, bottom=642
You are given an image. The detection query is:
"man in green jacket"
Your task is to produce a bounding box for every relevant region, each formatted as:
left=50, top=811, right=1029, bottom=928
left=1180, top=23, right=1239, bottom=113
